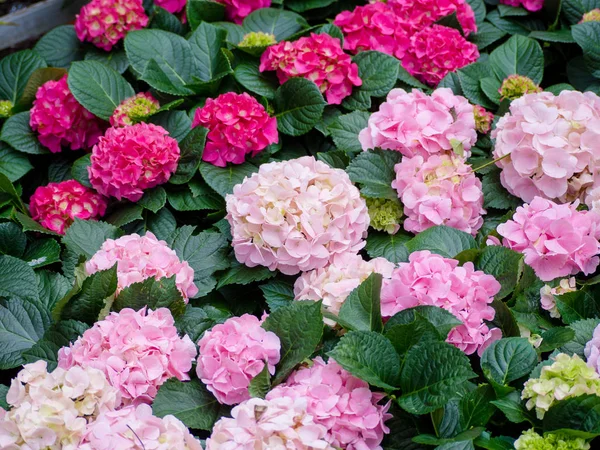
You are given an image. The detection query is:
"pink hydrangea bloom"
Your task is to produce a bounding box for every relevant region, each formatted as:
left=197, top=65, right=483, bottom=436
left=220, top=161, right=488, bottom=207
left=88, top=122, right=180, bottom=201
left=226, top=156, right=369, bottom=275
left=294, top=252, right=394, bottom=326
left=260, top=33, right=362, bottom=105
left=497, top=197, right=600, bottom=282
left=85, top=232, right=198, bottom=300
left=586, top=186, right=600, bottom=213
left=402, top=25, right=479, bottom=86
left=585, top=323, right=600, bottom=375
left=388, top=0, right=477, bottom=35
left=540, top=277, right=576, bottom=319
left=216, top=0, right=271, bottom=23
left=110, top=92, right=160, bottom=127
left=359, top=88, right=477, bottom=158
left=74, top=0, right=148, bottom=51
left=196, top=314, right=281, bottom=405
left=393, top=154, right=485, bottom=235
left=381, top=250, right=502, bottom=356
left=155, top=0, right=186, bottom=13
left=58, top=307, right=197, bottom=406
left=267, top=357, right=392, bottom=450
left=581, top=8, right=600, bottom=22
left=207, top=396, right=334, bottom=450
left=80, top=404, right=202, bottom=450
left=29, top=180, right=107, bottom=235
left=29, top=75, right=104, bottom=153
left=191, top=92, right=278, bottom=167
left=474, top=105, right=494, bottom=134
left=492, top=90, right=600, bottom=204
left=499, top=0, right=544, bottom=12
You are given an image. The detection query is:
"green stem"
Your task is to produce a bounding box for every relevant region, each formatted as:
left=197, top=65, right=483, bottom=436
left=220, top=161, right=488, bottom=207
left=473, top=153, right=510, bottom=173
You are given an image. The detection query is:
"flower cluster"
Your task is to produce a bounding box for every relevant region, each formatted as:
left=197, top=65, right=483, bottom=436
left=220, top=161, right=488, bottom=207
left=359, top=88, right=477, bottom=158
left=192, top=92, right=278, bottom=167
left=585, top=323, right=600, bottom=375
left=474, top=105, right=494, bottom=134
left=388, top=0, right=477, bottom=35
left=497, top=197, right=600, bottom=281
left=30, top=75, right=104, bottom=153
left=381, top=250, right=502, bottom=355
left=29, top=180, right=107, bottom=235
left=260, top=33, right=362, bottom=104
left=539, top=277, right=576, bottom=319
left=294, top=253, right=395, bottom=326
left=238, top=31, right=277, bottom=48
left=58, top=308, right=197, bottom=405
left=226, top=156, right=369, bottom=275
left=154, top=0, right=186, bottom=13
left=499, top=75, right=542, bottom=101
left=85, top=232, right=198, bottom=300
left=492, top=90, right=600, bottom=203
left=515, top=429, right=590, bottom=450
left=110, top=92, right=160, bottom=127
left=586, top=186, right=600, bottom=213
left=581, top=9, right=600, bottom=22
left=196, top=314, right=281, bottom=405
left=266, top=357, right=392, bottom=449
left=499, top=0, right=544, bottom=12
left=0, top=100, right=11, bottom=118
left=393, top=154, right=486, bottom=235
left=215, top=0, right=270, bottom=23
left=365, top=197, right=403, bottom=234
left=522, top=353, right=600, bottom=419
left=74, top=0, right=148, bottom=51
left=88, top=122, right=180, bottom=201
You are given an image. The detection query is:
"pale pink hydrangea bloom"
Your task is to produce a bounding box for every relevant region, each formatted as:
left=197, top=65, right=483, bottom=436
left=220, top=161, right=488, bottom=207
left=85, top=232, right=198, bottom=300
left=155, top=0, right=186, bottom=13
left=74, top=0, right=148, bottom=51
left=29, top=180, right=107, bottom=235
left=585, top=324, right=600, bottom=375
left=499, top=0, right=544, bottom=12
left=196, top=314, right=281, bottom=405
left=226, top=156, right=369, bottom=275
left=492, top=90, right=600, bottom=204
left=110, top=92, right=160, bottom=127
left=192, top=92, right=278, bottom=167
left=58, top=307, right=197, bottom=405
left=267, top=357, right=392, bottom=450
left=88, top=122, right=180, bottom=202
left=0, top=361, right=120, bottom=450
left=381, top=250, right=502, bottom=356
left=359, top=88, right=477, bottom=158
left=388, top=0, right=477, bottom=35
left=393, top=154, right=485, bottom=235
left=581, top=8, right=600, bottom=23
left=29, top=75, right=104, bottom=153
left=79, top=404, right=203, bottom=450
left=586, top=186, right=600, bottom=213
left=216, top=0, right=271, bottom=23
left=207, top=396, right=334, bottom=450
left=540, top=277, right=576, bottom=319
left=294, top=252, right=395, bottom=326
left=260, top=33, right=362, bottom=105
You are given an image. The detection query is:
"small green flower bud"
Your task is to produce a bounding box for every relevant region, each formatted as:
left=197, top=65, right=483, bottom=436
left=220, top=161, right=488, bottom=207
left=498, top=75, right=542, bottom=101
left=239, top=32, right=277, bottom=48
left=0, top=100, right=13, bottom=119
left=365, top=197, right=403, bottom=234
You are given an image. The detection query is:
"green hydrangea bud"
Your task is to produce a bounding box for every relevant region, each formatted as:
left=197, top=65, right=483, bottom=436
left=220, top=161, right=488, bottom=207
left=365, top=197, right=403, bottom=234
left=0, top=100, right=13, bottom=119
left=499, top=75, right=542, bottom=101
left=473, top=105, right=494, bottom=134
left=239, top=32, right=277, bottom=48
left=581, top=8, right=600, bottom=23
left=515, top=429, right=590, bottom=450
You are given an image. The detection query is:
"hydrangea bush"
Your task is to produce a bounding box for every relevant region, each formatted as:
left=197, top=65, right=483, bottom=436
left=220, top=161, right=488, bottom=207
left=2, top=0, right=600, bottom=448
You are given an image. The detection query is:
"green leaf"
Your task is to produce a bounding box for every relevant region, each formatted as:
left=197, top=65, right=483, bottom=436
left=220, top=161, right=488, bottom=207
left=248, top=364, right=271, bottom=399
left=138, top=187, right=167, bottom=213
left=71, top=154, right=92, bottom=188
left=328, top=330, right=400, bottom=390
left=263, top=300, right=324, bottom=384
left=168, top=181, right=224, bottom=211
left=327, top=111, right=369, bottom=154
left=150, top=110, right=192, bottom=142
left=572, top=22, right=600, bottom=77
left=0, top=255, right=40, bottom=302
left=559, top=318, right=600, bottom=356
left=285, top=0, right=336, bottom=12
left=234, top=59, right=278, bottom=99
left=498, top=4, right=529, bottom=16
left=470, top=22, right=507, bottom=50
left=62, top=219, right=123, bottom=259
left=259, top=279, right=295, bottom=312
left=170, top=126, right=207, bottom=184
left=384, top=306, right=463, bottom=338
left=274, top=78, right=326, bottom=136
left=106, top=204, right=144, bottom=228
left=216, top=261, right=275, bottom=289
left=175, top=304, right=231, bottom=342
left=489, top=35, right=544, bottom=84
left=481, top=337, right=537, bottom=385
left=1, top=112, right=48, bottom=154
left=0, top=50, right=47, bottom=104
left=13, top=67, right=67, bottom=113
left=384, top=318, right=441, bottom=360
left=436, top=12, right=466, bottom=35
left=538, top=327, right=576, bottom=353
left=476, top=246, right=524, bottom=300
left=490, top=391, right=535, bottom=424
left=113, top=275, right=186, bottom=318
left=466, top=0, right=486, bottom=24
left=459, top=385, right=497, bottom=430
left=346, top=149, right=402, bottom=199
left=146, top=208, right=177, bottom=241
left=85, top=49, right=130, bottom=74
left=352, top=51, right=399, bottom=99
left=529, top=29, right=575, bottom=43
left=0, top=173, right=26, bottom=214
left=67, top=61, right=134, bottom=120
left=188, top=22, right=232, bottom=83
left=365, top=232, right=410, bottom=264
left=544, top=394, right=600, bottom=436
left=22, top=239, right=61, bottom=269
left=555, top=286, right=600, bottom=325
left=317, top=149, right=350, bottom=169
left=0, top=143, right=32, bottom=181
left=200, top=161, right=258, bottom=197
left=15, top=212, right=59, bottom=236
left=242, top=8, right=308, bottom=41
left=338, top=273, right=383, bottom=333
left=342, top=90, right=372, bottom=111
left=397, top=65, right=428, bottom=89
left=0, top=221, right=27, bottom=257
left=485, top=10, right=530, bottom=36
left=36, top=270, right=71, bottom=310
left=482, top=169, right=522, bottom=210
left=405, top=225, right=478, bottom=258
left=33, top=25, right=82, bottom=68
left=186, top=0, right=225, bottom=30
left=457, top=63, right=497, bottom=109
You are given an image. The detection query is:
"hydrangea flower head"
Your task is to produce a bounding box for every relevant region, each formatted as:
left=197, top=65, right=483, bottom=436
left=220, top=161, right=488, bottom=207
left=359, top=88, right=477, bottom=158
left=497, top=197, right=600, bottom=281
left=29, top=180, right=108, bottom=235
left=474, top=105, right=494, bottom=134
left=0, top=100, right=12, bottom=118
left=393, top=154, right=486, bottom=235
left=58, top=307, right=197, bottom=405
left=260, top=33, right=362, bottom=104
left=196, top=314, right=281, bottom=405
left=226, top=156, right=369, bottom=275
left=388, top=0, right=477, bottom=35
left=584, top=323, right=600, bottom=375
left=266, top=357, right=392, bottom=449
left=155, top=0, right=186, bottom=13
left=216, top=0, right=271, bottom=24
left=585, top=186, right=600, bottom=213
left=540, top=277, right=576, bottom=319
left=30, top=75, right=105, bottom=153
left=515, top=429, right=590, bottom=450
left=581, top=8, right=600, bottom=22
left=365, top=197, right=403, bottom=234
left=381, top=250, right=502, bottom=355
left=88, top=122, right=180, bottom=201
left=110, top=92, right=160, bottom=127
left=239, top=31, right=276, bottom=48
left=522, top=353, right=600, bottom=419
left=499, top=75, right=542, bottom=101
left=74, top=0, right=148, bottom=51
left=492, top=90, right=600, bottom=203
left=499, top=0, right=544, bottom=12
left=191, top=92, right=278, bottom=167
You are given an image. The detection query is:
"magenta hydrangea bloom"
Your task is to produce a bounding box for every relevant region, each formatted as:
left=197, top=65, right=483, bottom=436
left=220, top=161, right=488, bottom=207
left=216, top=0, right=271, bottom=23
left=29, top=75, right=105, bottom=153
left=155, top=0, right=186, bottom=13
left=402, top=25, right=479, bottom=86
left=474, top=105, right=494, bottom=134
left=499, top=0, right=544, bottom=12
left=260, top=33, right=362, bottom=105
left=110, top=92, right=160, bottom=127
left=585, top=323, right=600, bottom=374
left=492, top=90, right=600, bottom=204
left=74, top=0, right=148, bottom=51
left=388, top=0, right=477, bottom=35
left=196, top=314, right=281, bottom=405
left=29, top=180, right=107, bottom=235
left=497, top=197, right=600, bottom=282
left=381, top=250, right=502, bottom=356
left=359, top=88, right=477, bottom=159
left=85, top=232, right=198, bottom=300
left=191, top=92, right=278, bottom=167
left=88, top=122, right=179, bottom=202
left=58, top=307, right=197, bottom=406
left=393, top=154, right=485, bottom=236
left=267, top=357, right=392, bottom=450
left=226, top=156, right=369, bottom=275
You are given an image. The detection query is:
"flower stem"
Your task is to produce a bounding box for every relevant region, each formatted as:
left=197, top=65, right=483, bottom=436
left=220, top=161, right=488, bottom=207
left=473, top=153, right=510, bottom=173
